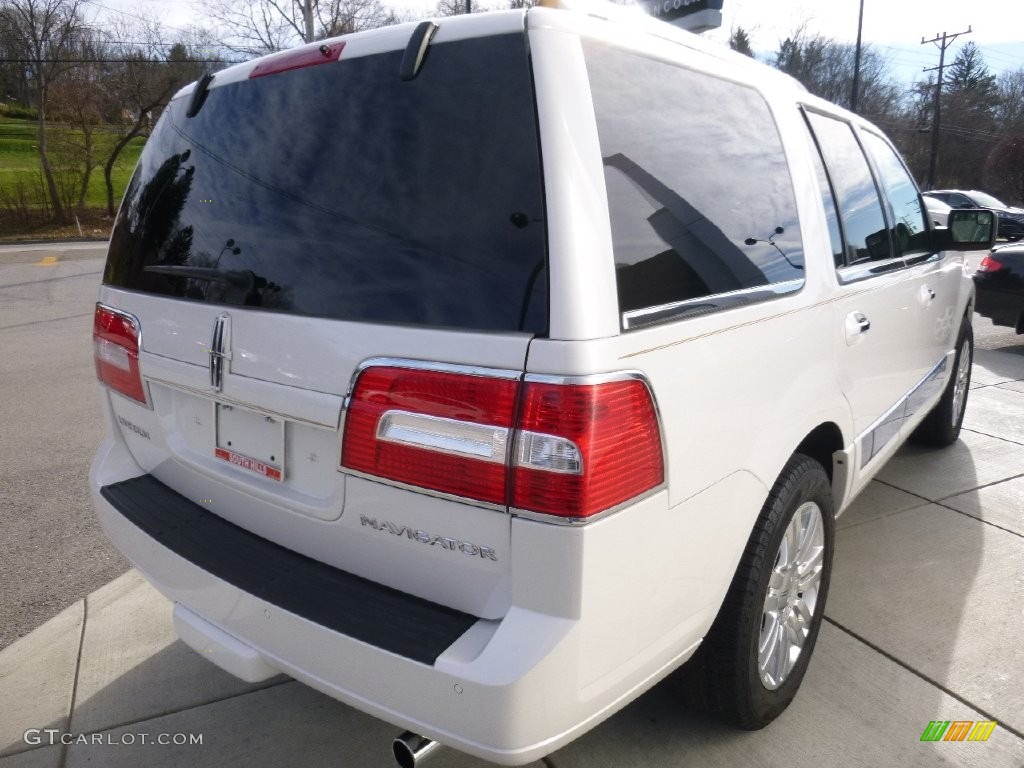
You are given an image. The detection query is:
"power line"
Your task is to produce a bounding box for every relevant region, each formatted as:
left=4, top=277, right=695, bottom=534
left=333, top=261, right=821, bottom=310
left=80, top=0, right=192, bottom=36
left=921, top=26, right=971, bottom=189
left=0, top=57, right=231, bottom=63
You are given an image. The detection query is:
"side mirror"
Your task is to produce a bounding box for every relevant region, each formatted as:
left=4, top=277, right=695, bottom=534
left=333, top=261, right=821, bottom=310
left=932, top=209, right=997, bottom=251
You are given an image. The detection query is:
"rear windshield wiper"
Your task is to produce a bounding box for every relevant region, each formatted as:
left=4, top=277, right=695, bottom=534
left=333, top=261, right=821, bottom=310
left=144, top=265, right=252, bottom=285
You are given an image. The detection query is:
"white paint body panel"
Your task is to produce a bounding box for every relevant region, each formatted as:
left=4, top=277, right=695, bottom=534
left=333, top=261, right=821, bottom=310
left=91, top=6, right=976, bottom=765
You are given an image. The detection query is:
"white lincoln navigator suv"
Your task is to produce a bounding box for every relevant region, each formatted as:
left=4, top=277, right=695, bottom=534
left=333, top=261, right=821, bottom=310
left=89, top=4, right=996, bottom=765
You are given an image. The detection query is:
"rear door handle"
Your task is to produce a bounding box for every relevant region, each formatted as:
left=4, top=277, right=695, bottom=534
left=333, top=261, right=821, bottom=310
left=845, top=311, right=871, bottom=346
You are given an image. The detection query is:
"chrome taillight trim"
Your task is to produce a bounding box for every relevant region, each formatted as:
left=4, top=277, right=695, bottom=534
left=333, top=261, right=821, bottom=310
left=340, top=359, right=668, bottom=524
left=94, top=302, right=152, bottom=409
left=521, top=370, right=669, bottom=484
left=510, top=485, right=668, bottom=527
left=345, top=357, right=523, bottom=406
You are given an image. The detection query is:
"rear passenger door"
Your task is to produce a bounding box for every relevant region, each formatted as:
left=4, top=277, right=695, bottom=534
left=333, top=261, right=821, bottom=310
left=803, top=111, right=934, bottom=480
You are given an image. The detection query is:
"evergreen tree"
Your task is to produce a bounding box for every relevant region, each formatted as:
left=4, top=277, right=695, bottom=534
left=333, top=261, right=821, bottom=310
left=728, top=26, right=754, bottom=57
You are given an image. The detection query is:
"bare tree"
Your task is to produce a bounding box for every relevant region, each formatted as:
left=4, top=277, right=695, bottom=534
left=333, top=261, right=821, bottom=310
left=203, top=0, right=397, bottom=56
left=48, top=30, right=107, bottom=210
left=99, top=20, right=205, bottom=215
left=995, top=67, right=1024, bottom=133
left=773, top=26, right=900, bottom=121
left=3, top=0, right=87, bottom=221
left=985, top=135, right=1024, bottom=205
left=0, top=7, right=32, bottom=106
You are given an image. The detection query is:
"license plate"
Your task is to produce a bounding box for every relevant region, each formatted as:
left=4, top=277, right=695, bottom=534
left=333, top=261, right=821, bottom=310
left=214, top=403, right=284, bottom=482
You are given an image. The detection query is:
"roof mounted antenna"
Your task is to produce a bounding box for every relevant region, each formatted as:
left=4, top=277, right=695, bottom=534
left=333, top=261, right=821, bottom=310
left=400, top=21, right=439, bottom=81
left=186, top=73, right=215, bottom=118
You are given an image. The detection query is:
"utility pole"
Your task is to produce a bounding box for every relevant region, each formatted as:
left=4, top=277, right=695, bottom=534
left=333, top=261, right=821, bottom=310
left=850, top=0, right=865, bottom=113
left=303, top=0, right=315, bottom=42
left=921, top=26, right=971, bottom=189
left=465, top=0, right=471, bottom=13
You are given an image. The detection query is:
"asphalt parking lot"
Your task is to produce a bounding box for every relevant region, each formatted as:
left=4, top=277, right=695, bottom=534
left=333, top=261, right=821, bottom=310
left=1, top=242, right=1022, bottom=768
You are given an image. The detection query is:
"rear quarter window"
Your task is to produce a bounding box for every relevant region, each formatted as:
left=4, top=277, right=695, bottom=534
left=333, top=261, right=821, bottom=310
left=582, top=43, right=805, bottom=330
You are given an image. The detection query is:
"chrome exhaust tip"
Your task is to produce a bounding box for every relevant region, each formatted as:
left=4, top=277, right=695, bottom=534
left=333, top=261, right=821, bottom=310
left=393, top=731, right=440, bottom=768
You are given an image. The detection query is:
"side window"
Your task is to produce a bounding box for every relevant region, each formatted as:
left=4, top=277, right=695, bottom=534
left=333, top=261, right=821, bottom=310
left=859, top=131, right=930, bottom=257
left=949, top=193, right=973, bottom=208
left=804, top=120, right=846, bottom=268
left=583, top=43, right=805, bottom=330
left=805, top=112, right=892, bottom=265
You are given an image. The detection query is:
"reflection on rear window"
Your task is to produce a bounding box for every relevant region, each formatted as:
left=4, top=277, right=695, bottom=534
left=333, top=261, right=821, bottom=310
left=583, top=43, right=805, bottom=329
left=104, top=35, right=548, bottom=334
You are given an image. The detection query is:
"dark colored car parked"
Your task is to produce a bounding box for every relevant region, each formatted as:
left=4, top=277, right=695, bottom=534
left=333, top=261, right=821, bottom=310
left=924, top=190, right=1024, bottom=241
left=974, top=243, right=1024, bottom=333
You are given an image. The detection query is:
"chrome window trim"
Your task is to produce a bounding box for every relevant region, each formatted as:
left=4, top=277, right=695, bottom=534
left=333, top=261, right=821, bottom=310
left=836, top=250, right=943, bottom=285
left=903, top=252, right=942, bottom=268
left=836, top=255, right=910, bottom=285
left=621, top=279, right=804, bottom=331
left=95, top=302, right=153, bottom=409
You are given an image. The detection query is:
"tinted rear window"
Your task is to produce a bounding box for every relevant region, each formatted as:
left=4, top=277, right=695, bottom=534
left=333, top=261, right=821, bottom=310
left=104, top=34, right=548, bottom=333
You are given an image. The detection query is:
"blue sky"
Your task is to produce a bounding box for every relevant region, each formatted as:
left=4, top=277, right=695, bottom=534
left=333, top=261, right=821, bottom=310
left=703, top=0, right=1024, bottom=88
left=96, top=0, right=1023, bottom=89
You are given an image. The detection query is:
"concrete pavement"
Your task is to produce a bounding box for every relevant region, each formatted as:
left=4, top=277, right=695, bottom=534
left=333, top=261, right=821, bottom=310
left=1, top=350, right=1023, bottom=768
left=0, top=248, right=126, bottom=649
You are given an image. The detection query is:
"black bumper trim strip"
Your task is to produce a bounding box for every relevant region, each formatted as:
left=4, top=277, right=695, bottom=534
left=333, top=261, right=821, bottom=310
left=100, top=475, right=477, bottom=665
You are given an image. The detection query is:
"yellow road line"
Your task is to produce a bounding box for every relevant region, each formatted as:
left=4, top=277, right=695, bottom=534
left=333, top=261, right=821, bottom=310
left=35, top=255, right=59, bottom=266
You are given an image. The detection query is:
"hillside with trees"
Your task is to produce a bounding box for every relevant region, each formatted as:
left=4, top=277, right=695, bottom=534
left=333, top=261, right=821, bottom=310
left=0, top=2, right=1021, bottom=239
left=734, top=25, right=1024, bottom=206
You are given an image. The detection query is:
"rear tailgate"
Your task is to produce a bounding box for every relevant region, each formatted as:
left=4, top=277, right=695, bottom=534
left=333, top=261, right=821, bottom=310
left=96, top=19, right=547, bottom=620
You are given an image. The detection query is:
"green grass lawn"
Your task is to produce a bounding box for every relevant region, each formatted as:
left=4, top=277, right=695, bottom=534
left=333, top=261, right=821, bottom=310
left=0, top=116, right=146, bottom=211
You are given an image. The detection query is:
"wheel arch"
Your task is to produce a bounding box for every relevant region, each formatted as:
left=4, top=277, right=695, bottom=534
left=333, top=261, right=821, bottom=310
left=793, top=422, right=848, bottom=513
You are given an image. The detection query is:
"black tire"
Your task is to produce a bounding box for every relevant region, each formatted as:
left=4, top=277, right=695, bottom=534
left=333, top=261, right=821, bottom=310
left=679, top=454, right=834, bottom=729
left=910, top=319, right=973, bottom=447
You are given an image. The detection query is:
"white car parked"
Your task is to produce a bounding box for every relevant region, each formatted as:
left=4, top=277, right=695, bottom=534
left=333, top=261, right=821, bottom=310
left=90, top=4, right=996, bottom=766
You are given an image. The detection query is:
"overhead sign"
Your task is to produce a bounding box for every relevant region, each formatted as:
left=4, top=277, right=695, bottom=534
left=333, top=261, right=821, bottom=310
left=644, top=0, right=724, bottom=32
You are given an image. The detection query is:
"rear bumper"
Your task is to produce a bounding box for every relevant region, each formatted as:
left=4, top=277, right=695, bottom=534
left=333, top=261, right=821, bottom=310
left=100, top=475, right=477, bottom=666
left=90, top=430, right=765, bottom=763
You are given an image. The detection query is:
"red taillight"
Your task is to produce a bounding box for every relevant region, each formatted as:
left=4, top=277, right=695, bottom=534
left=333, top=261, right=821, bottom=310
left=341, top=366, right=664, bottom=520
left=342, top=367, right=519, bottom=505
left=977, top=254, right=1004, bottom=272
left=511, top=380, right=664, bottom=518
left=93, top=304, right=148, bottom=405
